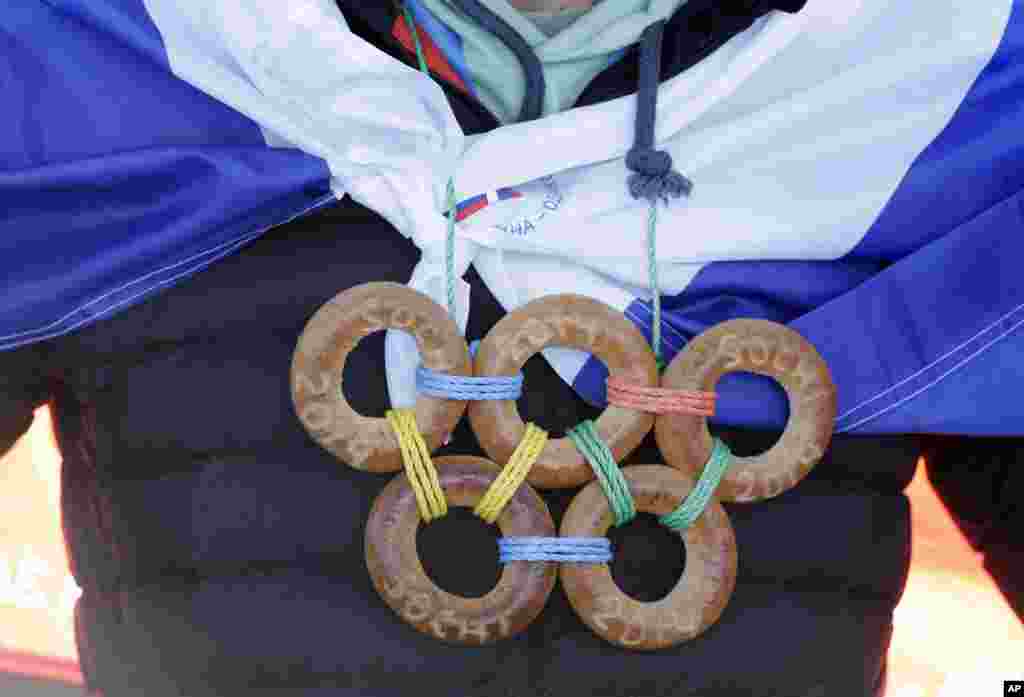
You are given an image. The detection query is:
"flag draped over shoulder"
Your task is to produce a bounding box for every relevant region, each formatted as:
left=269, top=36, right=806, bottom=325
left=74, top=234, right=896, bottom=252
left=1, top=0, right=464, bottom=350
left=2, top=0, right=1023, bottom=436
left=1, top=1, right=333, bottom=347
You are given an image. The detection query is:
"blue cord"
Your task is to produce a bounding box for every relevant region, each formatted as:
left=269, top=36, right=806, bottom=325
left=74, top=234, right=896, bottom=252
left=417, top=340, right=524, bottom=401
left=416, top=369, right=523, bottom=400
left=498, top=537, right=613, bottom=564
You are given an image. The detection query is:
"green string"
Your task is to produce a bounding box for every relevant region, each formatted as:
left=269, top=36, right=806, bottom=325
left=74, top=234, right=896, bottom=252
left=659, top=438, right=733, bottom=532
left=401, top=3, right=430, bottom=73
left=647, top=204, right=666, bottom=372
left=567, top=420, right=636, bottom=526
left=403, top=3, right=459, bottom=323
left=445, top=178, right=457, bottom=320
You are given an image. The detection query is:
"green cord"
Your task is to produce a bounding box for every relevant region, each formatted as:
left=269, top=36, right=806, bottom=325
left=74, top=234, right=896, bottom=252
left=403, top=4, right=709, bottom=529
left=401, top=3, right=430, bottom=74
left=568, top=424, right=731, bottom=531
left=659, top=438, right=733, bottom=532
left=403, top=4, right=459, bottom=323
left=405, top=1, right=655, bottom=346
left=445, top=178, right=457, bottom=320
left=648, top=204, right=666, bottom=372
left=567, top=420, right=636, bottom=526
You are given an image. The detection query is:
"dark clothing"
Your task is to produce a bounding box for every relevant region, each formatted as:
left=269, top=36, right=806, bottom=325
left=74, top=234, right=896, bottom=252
left=924, top=436, right=1024, bottom=619
left=3, top=203, right=915, bottom=696
left=0, top=2, right=918, bottom=695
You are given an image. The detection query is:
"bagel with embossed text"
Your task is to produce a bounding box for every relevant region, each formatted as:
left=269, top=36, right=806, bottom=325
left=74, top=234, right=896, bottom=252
left=655, top=319, right=836, bottom=503
left=560, top=465, right=737, bottom=650
left=469, top=294, right=658, bottom=489
left=365, top=456, right=557, bottom=645
left=291, top=282, right=471, bottom=472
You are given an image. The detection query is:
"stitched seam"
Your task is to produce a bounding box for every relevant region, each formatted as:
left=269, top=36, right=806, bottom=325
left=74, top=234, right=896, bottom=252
left=0, top=194, right=336, bottom=349
left=834, top=183, right=1024, bottom=419
left=835, top=300, right=1024, bottom=422
left=837, top=307, right=1024, bottom=432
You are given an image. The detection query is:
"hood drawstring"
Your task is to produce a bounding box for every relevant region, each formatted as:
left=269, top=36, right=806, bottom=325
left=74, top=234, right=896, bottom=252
left=627, top=20, right=692, bottom=205
left=448, top=0, right=546, bottom=122
left=442, top=3, right=694, bottom=206
left=628, top=19, right=692, bottom=370
left=405, top=1, right=691, bottom=367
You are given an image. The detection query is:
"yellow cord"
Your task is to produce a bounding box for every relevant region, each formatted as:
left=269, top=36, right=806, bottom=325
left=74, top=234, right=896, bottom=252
left=386, top=409, right=448, bottom=522
left=474, top=423, right=548, bottom=524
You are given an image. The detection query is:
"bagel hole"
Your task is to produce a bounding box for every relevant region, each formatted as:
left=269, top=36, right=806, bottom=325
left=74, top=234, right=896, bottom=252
left=417, top=507, right=501, bottom=598
left=516, top=353, right=601, bottom=438
left=340, top=330, right=392, bottom=418
left=608, top=513, right=686, bottom=602
left=710, top=371, right=789, bottom=456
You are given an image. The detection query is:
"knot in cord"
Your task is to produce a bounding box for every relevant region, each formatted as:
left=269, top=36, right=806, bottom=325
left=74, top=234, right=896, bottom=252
left=626, top=148, right=693, bottom=204
left=626, top=148, right=673, bottom=177
left=627, top=20, right=693, bottom=206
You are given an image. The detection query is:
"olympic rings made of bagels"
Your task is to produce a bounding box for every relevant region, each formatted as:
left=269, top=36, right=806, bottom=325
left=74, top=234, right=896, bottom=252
left=289, top=282, right=835, bottom=648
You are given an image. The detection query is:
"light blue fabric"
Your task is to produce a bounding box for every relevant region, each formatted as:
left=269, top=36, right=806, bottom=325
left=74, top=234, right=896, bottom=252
left=414, top=0, right=686, bottom=121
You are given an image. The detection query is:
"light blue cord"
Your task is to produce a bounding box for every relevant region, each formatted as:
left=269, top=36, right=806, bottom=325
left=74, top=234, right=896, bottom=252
left=417, top=340, right=524, bottom=401
left=498, top=537, right=612, bottom=564
left=405, top=6, right=521, bottom=401
left=416, top=369, right=523, bottom=400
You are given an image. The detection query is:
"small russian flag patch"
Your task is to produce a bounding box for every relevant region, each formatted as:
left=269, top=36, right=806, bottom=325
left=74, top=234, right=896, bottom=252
left=448, top=188, right=523, bottom=222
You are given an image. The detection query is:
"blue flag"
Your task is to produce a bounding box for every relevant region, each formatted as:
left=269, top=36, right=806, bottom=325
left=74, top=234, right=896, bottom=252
left=3, top=0, right=1023, bottom=436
